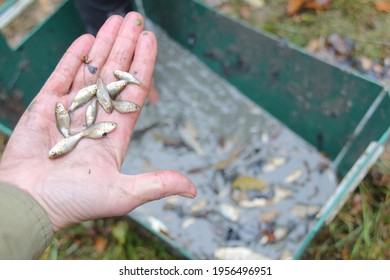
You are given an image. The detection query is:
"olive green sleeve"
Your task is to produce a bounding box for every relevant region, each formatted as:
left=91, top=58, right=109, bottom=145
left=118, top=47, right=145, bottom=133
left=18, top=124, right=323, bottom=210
left=0, top=183, right=53, bottom=259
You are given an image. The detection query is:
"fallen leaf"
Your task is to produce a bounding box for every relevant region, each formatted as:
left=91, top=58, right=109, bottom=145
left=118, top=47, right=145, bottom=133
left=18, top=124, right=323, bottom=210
left=112, top=221, right=128, bottom=245
left=305, top=38, right=322, bottom=53
left=287, top=0, right=306, bottom=16
left=304, top=0, right=331, bottom=10
left=351, top=193, right=362, bottom=214
left=240, top=5, right=252, bottom=20
left=94, top=236, right=107, bottom=254
left=288, top=0, right=331, bottom=16
left=342, top=247, right=350, bottom=260
left=245, top=0, right=265, bottom=9
left=374, top=0, right=390, bottom=12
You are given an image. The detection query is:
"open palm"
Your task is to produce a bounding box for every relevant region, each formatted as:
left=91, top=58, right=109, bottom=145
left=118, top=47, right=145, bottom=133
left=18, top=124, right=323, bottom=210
left=0, top=12, right=196, bottom=232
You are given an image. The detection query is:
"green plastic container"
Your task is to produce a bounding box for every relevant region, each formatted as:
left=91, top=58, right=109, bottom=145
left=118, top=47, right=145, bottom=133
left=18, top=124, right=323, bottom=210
left=0, top=0, right=388, bottom=259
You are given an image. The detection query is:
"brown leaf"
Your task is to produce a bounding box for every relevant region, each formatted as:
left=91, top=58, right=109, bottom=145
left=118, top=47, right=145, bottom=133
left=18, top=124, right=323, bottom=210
left=94, top=236, right=107, bottom=254
left=351, top=193, right=362, bottom=214
left=342, top=247, right=350, bottom=260
left=287, top=0, right=306, bottom=16
left=304, top=0, right=331, bottom=10
left=305, top=38, right=322, bottom=53
left=375, top=0, right=390, bottom=12
left=240, top=5, right=252, bottom=20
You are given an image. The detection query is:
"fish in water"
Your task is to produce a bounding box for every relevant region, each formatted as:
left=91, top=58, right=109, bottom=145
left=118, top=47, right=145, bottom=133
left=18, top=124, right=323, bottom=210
left=112, top=99, right=141, bottom=113
left=96, top=78, right=113, bottom=113
left=48, top=121, right=117, bottom=158
left=68, top=84, right=98, bottom=112
left=55, top=102, right=70, bottom=137
left=113, top=70, right=142, bottom=85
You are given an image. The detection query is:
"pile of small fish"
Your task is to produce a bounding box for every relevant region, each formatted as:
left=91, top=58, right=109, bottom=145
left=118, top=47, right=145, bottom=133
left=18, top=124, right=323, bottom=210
left=48, top=70, right=142, bottom=159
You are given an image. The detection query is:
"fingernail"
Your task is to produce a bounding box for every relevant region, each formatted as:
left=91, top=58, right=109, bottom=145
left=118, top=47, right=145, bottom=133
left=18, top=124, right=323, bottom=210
left=180, top=192, right=196, bottom=199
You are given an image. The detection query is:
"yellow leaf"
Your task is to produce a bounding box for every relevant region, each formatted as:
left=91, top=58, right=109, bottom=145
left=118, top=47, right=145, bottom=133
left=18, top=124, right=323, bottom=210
left=375, top=0, right=390, bottom=12
left=304, top=0, right=331, bottom=10
left=287, top=0, right=306, bottom=16
left=94, top=236, right=107, bottom=254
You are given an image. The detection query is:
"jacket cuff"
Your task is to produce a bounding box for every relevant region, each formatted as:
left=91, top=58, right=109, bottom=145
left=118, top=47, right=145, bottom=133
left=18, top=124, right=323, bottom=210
left=0, top=183, right=53, bottom=259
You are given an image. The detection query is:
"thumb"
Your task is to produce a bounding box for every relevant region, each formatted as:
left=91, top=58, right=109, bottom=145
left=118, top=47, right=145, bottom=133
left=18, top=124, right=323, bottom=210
left=114, top=170, right=197, bottom=210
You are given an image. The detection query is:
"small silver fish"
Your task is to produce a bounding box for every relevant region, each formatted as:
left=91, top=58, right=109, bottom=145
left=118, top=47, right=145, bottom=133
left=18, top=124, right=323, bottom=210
left=48, top=133, right=83, bottom=159
left=85, top=98, right=98, bottom=127
left=68, top=84, right=98, bottom=112
left=82, top=121, right=117, bottom=139
left=48, top=121, right=117, bottom=159
left=55, top=102, right=70, bottom=137
left=112, top=99, right=140, bottom=113
left=107, top=80, right=129, bottom=98
left=113, top=70, right=141, bottom=85
left=96, top=78, right=113, bottom=113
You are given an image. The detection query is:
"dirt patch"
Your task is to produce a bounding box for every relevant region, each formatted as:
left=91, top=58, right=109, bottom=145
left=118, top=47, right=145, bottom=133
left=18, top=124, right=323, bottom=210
left=1, top=0, right=63, bottom=48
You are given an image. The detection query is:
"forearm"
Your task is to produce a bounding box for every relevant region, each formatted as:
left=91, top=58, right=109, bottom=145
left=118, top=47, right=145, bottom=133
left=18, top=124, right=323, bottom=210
left=0, top=183, right=53, bottom=259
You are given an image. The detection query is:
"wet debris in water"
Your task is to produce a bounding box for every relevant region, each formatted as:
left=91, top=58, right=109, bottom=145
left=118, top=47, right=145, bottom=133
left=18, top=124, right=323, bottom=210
left=259, top=224, right=289, bottom=245
left=291, top=204, right=321, bottom=220
left=226, top=227, right=241, bottom=241
left=176, top=117, right=204, bottom=156
left=124, top=25, right=339, bottom=260
left=146, top=216, right=171, bottom=238
left=190, top=198, right=209, bottom=214
left=262, top=156, right=287, bottom=173
left=216, top=203, right=239, bottom=222
left=182, top=218, right=196, bottom=229
left=280, top=251, right=294, bottom=260
left=258, top=210, right=280, bottom=223
left=214, top=247, right=269, bottom=260
left=231, top=176, right=293, bottom=208
left=284, top=169, right=303, bottom=184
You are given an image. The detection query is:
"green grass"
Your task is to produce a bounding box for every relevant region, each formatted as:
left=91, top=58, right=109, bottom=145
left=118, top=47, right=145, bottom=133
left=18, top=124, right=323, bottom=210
left=302, top=177, right=390, bottom=259
left=41, top=218, right=182, bottom=260
left=218, top=0, right=390, bottom=60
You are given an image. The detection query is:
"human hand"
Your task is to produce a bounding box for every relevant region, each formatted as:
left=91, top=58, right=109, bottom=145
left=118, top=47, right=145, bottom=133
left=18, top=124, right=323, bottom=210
left=0, top=12, right=196, bottom=232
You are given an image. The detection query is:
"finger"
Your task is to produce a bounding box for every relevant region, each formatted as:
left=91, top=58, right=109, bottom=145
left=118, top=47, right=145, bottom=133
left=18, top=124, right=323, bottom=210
left=39, top=34, right=95, bottom=97
left=73, top=15, right=123, bottom=89
left=65, top=15, right=124, bottom=128
left=108, top=170, right=197, bottom=216
left=110, top=31, right=158, bottom=159
left=101, top=12, right=144, bottom=79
